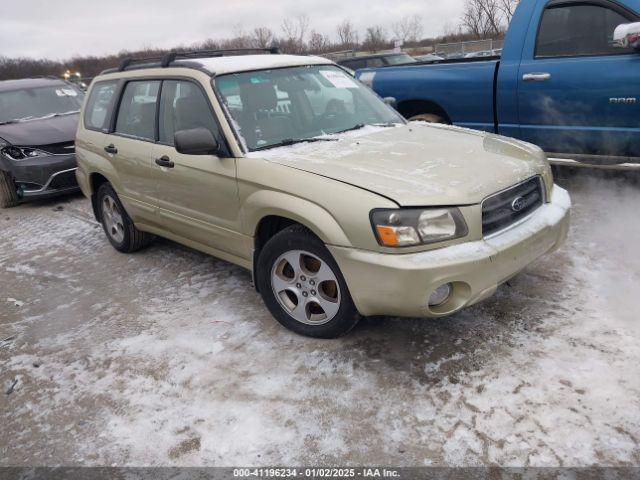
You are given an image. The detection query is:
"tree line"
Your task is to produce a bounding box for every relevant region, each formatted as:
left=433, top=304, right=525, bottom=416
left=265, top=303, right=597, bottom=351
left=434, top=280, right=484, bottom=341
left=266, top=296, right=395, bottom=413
left=0, top=1, right=518, bottom=81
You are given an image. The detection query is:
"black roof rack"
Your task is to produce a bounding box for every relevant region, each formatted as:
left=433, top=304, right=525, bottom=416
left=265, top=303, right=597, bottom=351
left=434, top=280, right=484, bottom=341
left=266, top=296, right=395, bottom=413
left=115, top=47, right=280, bottom=72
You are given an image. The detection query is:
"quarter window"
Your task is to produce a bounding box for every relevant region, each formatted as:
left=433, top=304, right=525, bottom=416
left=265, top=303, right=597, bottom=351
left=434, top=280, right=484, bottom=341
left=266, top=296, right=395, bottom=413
left=115, top=80, right=160, bottom=140
left=536, top=4, right=634, bottom=58
left=158, top=80, right=220, bottom=146
left=84, top=81, right=117, bottom=131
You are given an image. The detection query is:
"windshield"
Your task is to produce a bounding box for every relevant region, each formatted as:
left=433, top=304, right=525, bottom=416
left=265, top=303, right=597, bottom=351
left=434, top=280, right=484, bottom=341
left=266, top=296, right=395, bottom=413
left=385, top=54, right=417, bottom=65
left=0, top=85, right=84, bottom=124
left=215, top=65, right=404, bottom=151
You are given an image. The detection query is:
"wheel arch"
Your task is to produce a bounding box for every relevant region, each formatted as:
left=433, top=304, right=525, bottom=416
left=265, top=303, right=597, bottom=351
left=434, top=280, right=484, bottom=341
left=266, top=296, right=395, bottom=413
left=396, top=99, right=452, bottom=124
left=88, top=172, right=113, bottom=221
left=244, top=191, right=352, bottom=291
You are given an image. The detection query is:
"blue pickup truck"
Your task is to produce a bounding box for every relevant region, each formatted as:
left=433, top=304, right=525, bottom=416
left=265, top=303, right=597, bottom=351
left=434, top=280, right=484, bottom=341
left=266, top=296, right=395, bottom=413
left=358, top=0, right=640, bottom=169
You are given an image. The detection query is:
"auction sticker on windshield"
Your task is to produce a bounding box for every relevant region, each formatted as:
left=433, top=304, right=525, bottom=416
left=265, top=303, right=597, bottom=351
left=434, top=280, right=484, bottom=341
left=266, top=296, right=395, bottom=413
left=320, top=70, right=358, bottom=89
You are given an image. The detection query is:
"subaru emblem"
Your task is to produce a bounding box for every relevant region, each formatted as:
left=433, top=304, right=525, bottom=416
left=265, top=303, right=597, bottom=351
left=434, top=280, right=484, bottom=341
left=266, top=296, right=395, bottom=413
left=511, top=196, right=526, bottom=212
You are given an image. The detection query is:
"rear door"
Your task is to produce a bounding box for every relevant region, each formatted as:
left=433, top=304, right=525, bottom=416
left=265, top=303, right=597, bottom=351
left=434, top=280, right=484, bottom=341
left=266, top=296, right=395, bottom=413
left=517, top=0, right=640, bottom=159
left=151, top=79, right=244, bottom=258
left=105, top=79, right=160, bottom=222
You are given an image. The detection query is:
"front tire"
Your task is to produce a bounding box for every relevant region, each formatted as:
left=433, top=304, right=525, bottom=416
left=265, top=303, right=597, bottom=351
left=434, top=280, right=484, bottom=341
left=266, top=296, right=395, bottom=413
left=96, top=183, right=153, bottom=253
left=0, top=170, right=19, bottom=208
left=257, top=225, right=360, bottom=338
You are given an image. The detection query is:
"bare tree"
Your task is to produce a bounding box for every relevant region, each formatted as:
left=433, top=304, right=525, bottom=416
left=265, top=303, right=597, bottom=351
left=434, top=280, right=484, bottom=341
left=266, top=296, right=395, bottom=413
left=362, top=26, right=388, bottom=52
left=308, top=30, right=330, bottom=53
left=461, top=0, right=505, bottom=38
left=251, top=27, right=274, bottom=48
left=392, top=15, right=424, bottom=44
left=498, top=0, right=519, bottom=23
left=336, top=20, right=358, bottom=48
left=281, top=14, right=310, bottom=53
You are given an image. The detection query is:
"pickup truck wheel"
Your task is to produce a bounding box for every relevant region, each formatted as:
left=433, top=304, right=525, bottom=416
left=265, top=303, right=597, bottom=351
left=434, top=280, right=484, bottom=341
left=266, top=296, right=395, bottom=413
left=0, top=170, right=19, bottom=208
left=257, top=226, right=360, bottom=338
left=409, top=113, right=448, bottom=124
left=96, top=183, right=153, bottom=253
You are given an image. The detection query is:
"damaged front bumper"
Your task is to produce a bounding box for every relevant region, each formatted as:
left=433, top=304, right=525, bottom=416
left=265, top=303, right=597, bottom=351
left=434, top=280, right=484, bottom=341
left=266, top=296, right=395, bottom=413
left=2, top=153, right=79, bottom=201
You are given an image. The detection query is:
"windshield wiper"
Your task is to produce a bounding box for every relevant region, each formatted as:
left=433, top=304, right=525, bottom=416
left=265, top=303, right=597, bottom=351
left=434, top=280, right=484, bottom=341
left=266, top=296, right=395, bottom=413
left=334, top=122, right=399, bottom=135
left=0, top=116, right=35, bottom=125
left=34, top=110, right=80, bottom=120
left=254, top=137, right=338, bottom=151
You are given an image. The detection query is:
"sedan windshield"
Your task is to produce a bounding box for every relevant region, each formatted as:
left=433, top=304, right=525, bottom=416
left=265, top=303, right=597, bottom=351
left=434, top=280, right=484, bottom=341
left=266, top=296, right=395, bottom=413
left=215, top=65, right=404, bottom=151
left=0, top=85, right=84, bottom=124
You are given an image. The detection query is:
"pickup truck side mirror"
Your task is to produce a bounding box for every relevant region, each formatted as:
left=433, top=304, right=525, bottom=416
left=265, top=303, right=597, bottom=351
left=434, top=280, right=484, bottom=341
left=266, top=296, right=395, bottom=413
left=613, top=22, right=640, bottom=50
left=174, top=128, right=220, bottom=156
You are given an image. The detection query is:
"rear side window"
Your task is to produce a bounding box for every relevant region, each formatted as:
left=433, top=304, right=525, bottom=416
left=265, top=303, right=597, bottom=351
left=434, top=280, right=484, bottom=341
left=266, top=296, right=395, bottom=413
left=115, top=80, right=160, bottom=140
left=341, top=59, right=366, bottom=70
left=536, top=4, right=634, bottom=58
left=158, top=80, right=220, bottom=146
left=366, top=58, right=385, bottom=68
left=84, top=81, right=117, bottom=131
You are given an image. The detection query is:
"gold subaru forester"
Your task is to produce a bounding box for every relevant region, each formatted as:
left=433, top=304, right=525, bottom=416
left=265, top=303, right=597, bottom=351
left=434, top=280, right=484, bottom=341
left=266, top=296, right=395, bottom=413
left=75, top=50, right=571, bottom=338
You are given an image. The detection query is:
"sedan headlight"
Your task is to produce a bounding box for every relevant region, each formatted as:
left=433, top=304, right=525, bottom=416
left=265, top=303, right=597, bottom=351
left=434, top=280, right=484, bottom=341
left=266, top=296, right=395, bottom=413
left=1, top=146, right=50, bottom=161
left=371, top=208, right=468, bottom=247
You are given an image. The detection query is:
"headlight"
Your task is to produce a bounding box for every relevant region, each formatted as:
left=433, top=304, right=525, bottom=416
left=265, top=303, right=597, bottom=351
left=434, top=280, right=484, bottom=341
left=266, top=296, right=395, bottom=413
left=371, top=208, right=468, bottom=247
left=1, top=146, right=49, bottom=161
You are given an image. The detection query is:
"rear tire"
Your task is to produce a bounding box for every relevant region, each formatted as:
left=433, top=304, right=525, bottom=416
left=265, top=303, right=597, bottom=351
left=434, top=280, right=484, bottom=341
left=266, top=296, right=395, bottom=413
left=96, top=183, right=153, bottom=253
left=257, top=225, right=360, bottom=338
left=409, top=113, right=448, bottom=124
left=0, top=170, right=19, bottom=209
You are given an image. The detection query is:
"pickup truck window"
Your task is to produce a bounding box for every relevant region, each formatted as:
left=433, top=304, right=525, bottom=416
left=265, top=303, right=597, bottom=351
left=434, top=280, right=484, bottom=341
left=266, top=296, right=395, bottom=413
left=536, top=3, right=634, bottom=58
left=216, top=65, right=403, bottom=151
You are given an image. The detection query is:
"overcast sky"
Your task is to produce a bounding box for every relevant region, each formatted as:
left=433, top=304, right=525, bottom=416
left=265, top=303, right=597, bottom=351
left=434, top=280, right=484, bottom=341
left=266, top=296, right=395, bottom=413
left=2, top=0, right=464, bottom=60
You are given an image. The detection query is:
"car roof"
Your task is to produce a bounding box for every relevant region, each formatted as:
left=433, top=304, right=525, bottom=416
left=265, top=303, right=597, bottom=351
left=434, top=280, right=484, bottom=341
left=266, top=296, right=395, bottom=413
left=339, top=53, right=408, bottom=62
left=100, top=54, right=336, bottom=78
left=0, top=77, right=67, bottom=93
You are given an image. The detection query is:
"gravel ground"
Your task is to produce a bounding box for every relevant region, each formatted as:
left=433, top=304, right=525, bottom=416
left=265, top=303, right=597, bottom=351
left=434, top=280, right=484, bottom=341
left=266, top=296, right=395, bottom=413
left=1, top=170, right=639, bottom=467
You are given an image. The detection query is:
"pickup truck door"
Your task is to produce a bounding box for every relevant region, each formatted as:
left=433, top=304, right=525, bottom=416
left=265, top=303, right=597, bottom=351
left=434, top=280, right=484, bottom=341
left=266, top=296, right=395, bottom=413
left=517, top=0, right=640, bottom=160
left=152, top=79, right=247, bottom=262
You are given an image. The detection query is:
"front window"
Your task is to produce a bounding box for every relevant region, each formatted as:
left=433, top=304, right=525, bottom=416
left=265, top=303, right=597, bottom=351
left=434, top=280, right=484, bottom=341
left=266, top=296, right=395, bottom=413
left=0, top=84, right=84, bottom=124
left=215, top=65, right=404, bottom=151
left=536, top=4, right=635, bottom=58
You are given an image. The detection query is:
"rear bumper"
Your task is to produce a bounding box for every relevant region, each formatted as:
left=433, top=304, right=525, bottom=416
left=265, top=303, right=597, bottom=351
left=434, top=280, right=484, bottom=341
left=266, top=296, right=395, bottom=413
left=330, top=185, right=571, bottom=318
left=4, top=154, right=79, bottom=200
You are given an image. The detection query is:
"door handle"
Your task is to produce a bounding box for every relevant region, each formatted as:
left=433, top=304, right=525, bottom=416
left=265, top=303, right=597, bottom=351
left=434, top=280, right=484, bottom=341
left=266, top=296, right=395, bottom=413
left=104, top=144, right=118, bottom=154
left=523, top=72, right=551, bottom=82
left=155, top=156, right=175, bottom=168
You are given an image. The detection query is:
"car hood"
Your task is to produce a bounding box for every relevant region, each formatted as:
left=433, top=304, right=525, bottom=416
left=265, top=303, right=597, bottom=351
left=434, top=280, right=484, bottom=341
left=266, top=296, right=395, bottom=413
left=0, top=114, right=79, bottom=146
left=251, top=123, right=549, bottom=206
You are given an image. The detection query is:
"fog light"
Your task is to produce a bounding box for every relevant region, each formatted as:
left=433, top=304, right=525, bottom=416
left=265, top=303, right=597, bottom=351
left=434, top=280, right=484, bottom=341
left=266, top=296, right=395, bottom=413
left=429, top=283, right=452, bottom=307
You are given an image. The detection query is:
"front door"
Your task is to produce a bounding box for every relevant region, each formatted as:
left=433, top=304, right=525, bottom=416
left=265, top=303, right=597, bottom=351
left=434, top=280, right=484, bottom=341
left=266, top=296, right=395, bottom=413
left=518, top=0, right=640, bottom=159
left=152, top=79, right=245, bottom=259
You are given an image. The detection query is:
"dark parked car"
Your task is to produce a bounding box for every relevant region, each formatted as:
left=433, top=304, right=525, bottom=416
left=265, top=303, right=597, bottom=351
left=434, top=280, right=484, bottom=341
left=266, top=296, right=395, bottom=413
left=0, top=77, right=84, bottom=208
left=337, top=53, right=416, bottom=70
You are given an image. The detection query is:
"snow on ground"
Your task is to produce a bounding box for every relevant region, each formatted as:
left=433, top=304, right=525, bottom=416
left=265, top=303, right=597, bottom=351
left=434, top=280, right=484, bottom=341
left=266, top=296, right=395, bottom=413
left=1, top=170, right=639, bottom=467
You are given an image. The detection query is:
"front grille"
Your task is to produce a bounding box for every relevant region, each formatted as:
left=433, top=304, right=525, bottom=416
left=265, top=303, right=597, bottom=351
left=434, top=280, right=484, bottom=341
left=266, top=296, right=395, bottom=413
left=48, top=170, right=78, bottom=190
left=39, top=141, right=75, bottom=155
left=482, top=176, right=544, bottom=236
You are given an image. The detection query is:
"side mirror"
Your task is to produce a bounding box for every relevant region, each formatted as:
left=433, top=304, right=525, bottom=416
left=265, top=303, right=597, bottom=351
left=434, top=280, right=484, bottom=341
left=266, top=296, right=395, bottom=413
left=614, top=22, right=640, bottom=49
left=383, top=97, right=397, bottom=109
left=174, top=128, right=219, bottom=155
